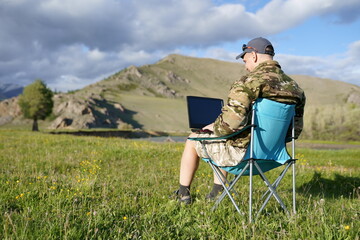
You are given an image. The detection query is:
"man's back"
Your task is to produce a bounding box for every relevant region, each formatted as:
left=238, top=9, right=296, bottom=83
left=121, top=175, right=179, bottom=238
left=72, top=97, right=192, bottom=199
left=214, top=60, right=305, bottom=148
left=248, top=60, right=304, bottom=105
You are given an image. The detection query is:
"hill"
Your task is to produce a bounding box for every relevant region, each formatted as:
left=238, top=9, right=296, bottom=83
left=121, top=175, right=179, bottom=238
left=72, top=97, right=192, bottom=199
left=47, top=54, right=248, bottom=131
left=0, top=83, right=23, bottom=100
left=290, top=75, right=360, bottom=105
left=1, top=54, right=359, bottom=139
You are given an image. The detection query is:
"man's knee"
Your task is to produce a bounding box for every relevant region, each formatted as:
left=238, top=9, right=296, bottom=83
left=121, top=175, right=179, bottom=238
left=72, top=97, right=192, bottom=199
left=185, top=133, right=198, bottom=153
left=189, top=132, right=198, bottom=138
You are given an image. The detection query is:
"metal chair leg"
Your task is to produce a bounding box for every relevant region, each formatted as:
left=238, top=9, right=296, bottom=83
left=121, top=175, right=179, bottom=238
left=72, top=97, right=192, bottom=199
left=256, top=163, right=293, bottom=219
left=261, top=163, right=292, bottom=200
left=254, top=161, right=289, bottom=216
left=292, top=162, right=296, bottom=214
left=249, top=160, right=253, bottom=223
left=212, top=162, right=249, bottom=212
left=209, top=162, right=242, bottom=215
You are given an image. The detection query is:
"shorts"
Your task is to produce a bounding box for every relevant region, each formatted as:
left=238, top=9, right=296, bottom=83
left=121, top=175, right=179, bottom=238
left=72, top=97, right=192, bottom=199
left=193, top=132, right=246, bottom=167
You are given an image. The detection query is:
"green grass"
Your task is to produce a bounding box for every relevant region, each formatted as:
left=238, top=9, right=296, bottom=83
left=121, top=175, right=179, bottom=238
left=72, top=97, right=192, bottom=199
left=0, top=129, right=359, bottom=239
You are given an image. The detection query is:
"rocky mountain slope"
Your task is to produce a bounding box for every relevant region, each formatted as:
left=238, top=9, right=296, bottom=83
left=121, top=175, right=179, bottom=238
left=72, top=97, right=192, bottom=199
left=0, top=97, right=21, bottom=125
left=1, top=54, right=359, bottom=132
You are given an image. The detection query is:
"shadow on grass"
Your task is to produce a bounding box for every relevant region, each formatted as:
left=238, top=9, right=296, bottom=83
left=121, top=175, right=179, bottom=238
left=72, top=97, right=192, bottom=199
left=297, top=172, right=360, bottom=199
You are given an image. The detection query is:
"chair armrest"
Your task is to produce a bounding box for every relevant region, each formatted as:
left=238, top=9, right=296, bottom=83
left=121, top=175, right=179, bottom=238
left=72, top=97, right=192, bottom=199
left=188, top=125, right=254, bottom=141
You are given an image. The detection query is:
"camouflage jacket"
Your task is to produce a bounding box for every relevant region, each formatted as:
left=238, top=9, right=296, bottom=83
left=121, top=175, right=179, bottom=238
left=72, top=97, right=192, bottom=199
left=213, top=60, right=306, bottom=148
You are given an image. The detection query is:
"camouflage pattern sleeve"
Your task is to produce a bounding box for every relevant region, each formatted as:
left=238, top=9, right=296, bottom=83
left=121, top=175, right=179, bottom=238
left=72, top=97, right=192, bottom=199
left=213, top=76, right=257, bottom=136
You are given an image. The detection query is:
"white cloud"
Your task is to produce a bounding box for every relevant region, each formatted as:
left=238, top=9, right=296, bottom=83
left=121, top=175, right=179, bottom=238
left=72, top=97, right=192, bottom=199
left=87, top=49, right=105, bottom=61
left=202, top=47, right=239, bottom=61
left=346, top=40, right=360, bottom=61
left=0, top=0, right=359, bottom=92
left=51, top=75, right=88, bottom=92
left=255, top=0, right=360, bottom=33
left=200, top=39, right=360, bottom=86
left=277, top=40, right=360, bottom=85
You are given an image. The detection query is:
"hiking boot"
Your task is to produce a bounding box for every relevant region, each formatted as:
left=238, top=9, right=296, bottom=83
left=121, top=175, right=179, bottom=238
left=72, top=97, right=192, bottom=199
left=205, top=184, right=224, bottom=201
left=172, top=189, right=192, bottom=205
left=205, top=192, right=217, bottom=201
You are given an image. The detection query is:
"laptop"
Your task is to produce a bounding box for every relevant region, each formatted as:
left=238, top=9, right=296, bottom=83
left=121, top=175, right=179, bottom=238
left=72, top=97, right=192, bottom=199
left=186, top=96, right=224, bottom=132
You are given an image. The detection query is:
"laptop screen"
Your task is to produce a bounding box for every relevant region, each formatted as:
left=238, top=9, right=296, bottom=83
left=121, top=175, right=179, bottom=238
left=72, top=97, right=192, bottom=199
left=186, top=96, right=224, bottom=129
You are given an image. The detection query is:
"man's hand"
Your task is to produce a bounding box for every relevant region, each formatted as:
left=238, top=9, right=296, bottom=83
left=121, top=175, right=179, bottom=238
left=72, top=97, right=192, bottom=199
left=202, top=123, right=214, bottom=132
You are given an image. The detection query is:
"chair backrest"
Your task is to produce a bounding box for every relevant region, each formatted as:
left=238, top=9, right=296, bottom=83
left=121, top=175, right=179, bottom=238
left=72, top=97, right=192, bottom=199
left=221, top=98, right=295, bottom=175
left=244, top=98, right=295, bottom=163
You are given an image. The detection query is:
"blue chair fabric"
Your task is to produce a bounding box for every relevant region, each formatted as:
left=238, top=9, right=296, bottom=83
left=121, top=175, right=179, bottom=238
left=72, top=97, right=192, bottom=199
left=203, top=98, right=295, bottom=175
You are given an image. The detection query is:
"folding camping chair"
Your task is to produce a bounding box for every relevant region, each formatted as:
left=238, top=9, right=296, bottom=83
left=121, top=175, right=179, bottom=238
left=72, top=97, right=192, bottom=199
left=188, top=98, right=297, bottom=222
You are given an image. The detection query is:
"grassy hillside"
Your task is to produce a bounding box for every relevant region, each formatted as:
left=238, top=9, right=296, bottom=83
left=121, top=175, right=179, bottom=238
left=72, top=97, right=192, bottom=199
left=85, top=54, right=360, bottom=138
left=291, top=75, right=358, bottom=105
left=109, top=94, right=188, bottom=131
left=2, top=54, right=359, bottom=140
left=65, top=54, right=248, bottom=131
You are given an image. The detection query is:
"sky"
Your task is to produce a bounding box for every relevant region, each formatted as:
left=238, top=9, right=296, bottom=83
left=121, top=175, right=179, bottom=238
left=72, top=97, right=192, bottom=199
left=1, top=0, right=360, bottom=92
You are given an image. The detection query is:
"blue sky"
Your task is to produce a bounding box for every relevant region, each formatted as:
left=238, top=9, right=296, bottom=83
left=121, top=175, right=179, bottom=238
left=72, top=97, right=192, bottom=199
left=0, top=0, right=359, bottom=92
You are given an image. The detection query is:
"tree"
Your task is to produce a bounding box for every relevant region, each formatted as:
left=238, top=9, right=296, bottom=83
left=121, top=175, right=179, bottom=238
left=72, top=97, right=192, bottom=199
left=18, top=79, right=54, bottom=131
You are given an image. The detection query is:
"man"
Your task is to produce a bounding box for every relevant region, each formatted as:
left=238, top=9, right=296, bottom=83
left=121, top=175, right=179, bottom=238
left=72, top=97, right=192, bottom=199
left=175, top=37, right=306, bottom=204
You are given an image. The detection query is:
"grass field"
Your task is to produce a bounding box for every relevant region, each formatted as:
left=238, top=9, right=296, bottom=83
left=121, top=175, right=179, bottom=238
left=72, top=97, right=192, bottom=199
left=0, top=129, right=359, bottom=239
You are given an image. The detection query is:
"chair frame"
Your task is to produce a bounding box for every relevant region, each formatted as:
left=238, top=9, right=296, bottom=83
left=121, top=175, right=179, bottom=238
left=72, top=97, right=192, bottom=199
left=189, top=101, right=297, bottom=222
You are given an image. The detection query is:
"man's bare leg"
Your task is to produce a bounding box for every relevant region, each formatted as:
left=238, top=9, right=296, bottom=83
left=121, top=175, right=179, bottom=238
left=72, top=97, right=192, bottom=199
left=178, top=132, right=228, bottom=201
left=179, top=136, right=199, bottom=187
left=213, top=169, right=228, bottom=185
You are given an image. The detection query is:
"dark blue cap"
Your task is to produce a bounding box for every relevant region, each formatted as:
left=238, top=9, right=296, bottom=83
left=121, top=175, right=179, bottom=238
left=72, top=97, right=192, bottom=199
left=236, top=37, right=275, bottom=59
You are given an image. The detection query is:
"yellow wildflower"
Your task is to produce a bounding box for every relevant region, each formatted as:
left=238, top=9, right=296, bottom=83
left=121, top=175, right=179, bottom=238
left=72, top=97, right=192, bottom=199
left=344, top=225, right=350, bottom=230
left=15, top=193, right=24, bottom=199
